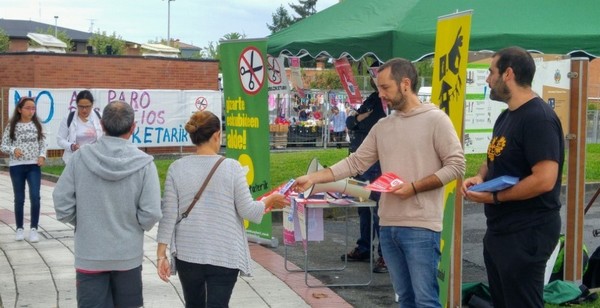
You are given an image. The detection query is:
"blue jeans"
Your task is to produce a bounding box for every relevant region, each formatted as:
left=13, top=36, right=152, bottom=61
left=354, top=162, right=382, bottom=256
left=356, top=205, right=381, bottom=256
left=9, top=164, right=41, bottom=229
left=380, top=226, right=441, bottom=308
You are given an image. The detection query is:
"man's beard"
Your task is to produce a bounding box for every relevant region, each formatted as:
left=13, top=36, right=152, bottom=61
left=490, top=79, right=511, bottom=102
left=389, top=91, right=407, bottom=111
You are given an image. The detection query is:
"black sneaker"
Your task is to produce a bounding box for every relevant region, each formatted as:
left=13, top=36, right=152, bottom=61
left=373, top=257, right=388, bottom=273
left=340, top=247, right=370, bottom=262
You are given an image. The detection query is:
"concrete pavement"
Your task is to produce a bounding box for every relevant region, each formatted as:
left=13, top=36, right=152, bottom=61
left=0, top=171, right=349, bottom=308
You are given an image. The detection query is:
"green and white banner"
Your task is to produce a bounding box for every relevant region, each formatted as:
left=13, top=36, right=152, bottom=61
left=220, top=39, right=273, bottom=243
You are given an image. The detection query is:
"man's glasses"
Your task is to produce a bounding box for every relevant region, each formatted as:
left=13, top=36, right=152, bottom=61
left=77, top=105, right=93, bottom=110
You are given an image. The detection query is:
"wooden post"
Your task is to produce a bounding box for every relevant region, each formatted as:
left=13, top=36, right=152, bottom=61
left=564, top=57, right=588, bottom=281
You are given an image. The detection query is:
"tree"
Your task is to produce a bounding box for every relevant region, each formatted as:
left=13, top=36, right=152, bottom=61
left=201, top=41, right=219, bottom=59
left=310, top=69, right=343, bottom=90
left=199, top=32, right=247, bottom=61
left=0, top=28, right=9, bottom=53
left=267, top=5, right=294, bottom=34
left=289, top=0, right=318, bottom=21
left=148, top=38, right=186, bottom=47
left=220, top=32, right=246, bottom=41
left=415, top=58, right=434, bottom=86
left=88, top=30, right=126, bottom=55
left=267, top=0, right=318, bottom=34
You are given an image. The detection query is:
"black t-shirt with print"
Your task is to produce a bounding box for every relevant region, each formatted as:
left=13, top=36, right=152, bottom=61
left=484, top=97, right=564, bottom=233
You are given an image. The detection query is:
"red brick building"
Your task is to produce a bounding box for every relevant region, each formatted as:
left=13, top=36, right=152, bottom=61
left=587, top=59, right=600, bottom=101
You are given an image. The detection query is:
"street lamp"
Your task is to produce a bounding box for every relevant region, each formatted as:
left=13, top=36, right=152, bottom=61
left=54, top=16, right=58, bottom=37
left=166, top=0, right=175, bottom=46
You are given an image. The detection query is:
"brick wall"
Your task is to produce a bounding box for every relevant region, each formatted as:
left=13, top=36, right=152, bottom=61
left=589, top=58, right=600, bottom=100
left=8, top=39, right=29, bottom=53
left=0, top=52, right=219, bottom=159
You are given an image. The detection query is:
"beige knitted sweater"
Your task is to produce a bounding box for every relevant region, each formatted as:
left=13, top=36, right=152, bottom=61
left=330, top=104, right=465, bottom=232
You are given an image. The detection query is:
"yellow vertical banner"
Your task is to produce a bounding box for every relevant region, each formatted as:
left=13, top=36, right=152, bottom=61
left=431, top=10, right=472, bottom=307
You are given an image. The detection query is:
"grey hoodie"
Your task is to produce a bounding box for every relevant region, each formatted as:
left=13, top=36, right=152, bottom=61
left=53, top=136, right=162, bottom=271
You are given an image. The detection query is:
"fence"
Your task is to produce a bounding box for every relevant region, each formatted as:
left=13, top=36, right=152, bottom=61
left=588, top=110, right=600, bottom=143
left=269, top=124, right=348, bottom=149
left=268, top=109, right=600, bottom=149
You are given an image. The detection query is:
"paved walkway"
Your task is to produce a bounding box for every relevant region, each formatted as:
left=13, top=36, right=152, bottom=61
left=0, top=171, right=349, bottom=308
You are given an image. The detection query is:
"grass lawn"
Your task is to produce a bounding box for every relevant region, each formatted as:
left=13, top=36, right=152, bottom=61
left=42, top=144, right=600, bottom=191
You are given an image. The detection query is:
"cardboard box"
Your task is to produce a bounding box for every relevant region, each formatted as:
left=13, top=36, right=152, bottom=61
left=277, top=124, right=289, bottom=133
left=271, top=131, right=288, bottom=148
left=270, top=124, right=289, bottom=133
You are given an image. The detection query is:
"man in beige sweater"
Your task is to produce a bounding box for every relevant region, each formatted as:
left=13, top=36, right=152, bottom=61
left=294, top=58, right=465, bottom=308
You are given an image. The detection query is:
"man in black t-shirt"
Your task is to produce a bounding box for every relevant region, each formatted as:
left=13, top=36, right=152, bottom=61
left=462, top=47, right=564, bottom=308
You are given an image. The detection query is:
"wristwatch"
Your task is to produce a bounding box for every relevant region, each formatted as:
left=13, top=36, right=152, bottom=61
left=492, top=191, right=501, bottom=205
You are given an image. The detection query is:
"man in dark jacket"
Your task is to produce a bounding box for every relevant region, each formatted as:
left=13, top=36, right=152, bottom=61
left=343, top=75, right=388, bottom=273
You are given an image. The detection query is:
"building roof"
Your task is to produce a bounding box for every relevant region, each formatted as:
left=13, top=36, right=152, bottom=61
left=174, top=41, right=201, bottom=50
left=1, top=19, right=204, bottom=49
left=0, top=19, right=92, bottom=41
left=140, top=43, right=180, bottom=58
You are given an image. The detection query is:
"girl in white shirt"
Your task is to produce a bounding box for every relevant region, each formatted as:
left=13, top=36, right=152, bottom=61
left=1, top=97, right=47, bottom=242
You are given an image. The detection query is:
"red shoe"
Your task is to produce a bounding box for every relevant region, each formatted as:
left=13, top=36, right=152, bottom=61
left=373, top=257, right=388, bottom=273
left=340, top=247, right=370, bottom=262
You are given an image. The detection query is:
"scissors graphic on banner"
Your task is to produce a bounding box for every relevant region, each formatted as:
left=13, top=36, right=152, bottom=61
left=240, top=49, right=263, bottom=91
left=267, top=55, right=282, bottom=84
left=195, top=97, right=208, bottom=111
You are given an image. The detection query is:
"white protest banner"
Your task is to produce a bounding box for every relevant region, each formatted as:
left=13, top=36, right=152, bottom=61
left=8, top=88, right=223, bottom=149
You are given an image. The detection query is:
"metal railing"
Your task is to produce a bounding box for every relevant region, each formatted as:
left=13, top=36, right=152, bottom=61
left=588, top=110, right=600, bottom=143
left=269, top=124, right=349, bottom=149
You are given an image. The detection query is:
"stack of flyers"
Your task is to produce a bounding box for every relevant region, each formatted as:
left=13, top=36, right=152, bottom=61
left=364, top=172, right=404, bottom=192
left=262, top=179, right=296, bottom=213
left=279, top=179, right=296, bottom=195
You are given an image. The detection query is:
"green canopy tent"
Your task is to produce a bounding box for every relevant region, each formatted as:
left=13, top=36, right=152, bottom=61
left=267, top=0, right=597, bottom=305
left=267, top=0, right=600, bottom=61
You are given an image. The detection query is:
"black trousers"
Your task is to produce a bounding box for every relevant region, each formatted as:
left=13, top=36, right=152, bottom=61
left=176, top=259, right=239, bottom=308
left=483, top=213, right=560, bottom=308
left=76, top=265, right=143, bottom=308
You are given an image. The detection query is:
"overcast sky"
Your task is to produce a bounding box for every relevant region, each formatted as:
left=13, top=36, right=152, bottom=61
left=2, top=0, right=339, bottom=47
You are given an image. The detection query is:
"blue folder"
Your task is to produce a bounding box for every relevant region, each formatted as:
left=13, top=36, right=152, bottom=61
left=468, top=175, right=519, bottom=192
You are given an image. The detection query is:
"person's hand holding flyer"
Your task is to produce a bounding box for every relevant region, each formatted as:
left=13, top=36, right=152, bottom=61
left=261, top=179, right=296, bottom=213
left=365, top=172, right=404, bottom=192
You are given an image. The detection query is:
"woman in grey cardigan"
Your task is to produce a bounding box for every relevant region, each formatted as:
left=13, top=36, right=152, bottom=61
left=156, top=110, right=288, bottom=307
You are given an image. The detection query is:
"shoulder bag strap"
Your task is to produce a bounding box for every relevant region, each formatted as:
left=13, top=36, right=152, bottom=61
left=180, top=156, right=226, bottom=219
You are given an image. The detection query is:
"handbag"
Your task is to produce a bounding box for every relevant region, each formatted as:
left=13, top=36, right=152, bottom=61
left=170, top=156, right=225, bottom=275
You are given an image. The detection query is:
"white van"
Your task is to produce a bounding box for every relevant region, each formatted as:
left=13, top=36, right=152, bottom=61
left=418, top=86, right=432, bottom=103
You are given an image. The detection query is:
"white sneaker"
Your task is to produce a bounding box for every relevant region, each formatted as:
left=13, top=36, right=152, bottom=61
left=29, top=228, right=39, bottom=243
left=15, top=228, right=24, bottom=241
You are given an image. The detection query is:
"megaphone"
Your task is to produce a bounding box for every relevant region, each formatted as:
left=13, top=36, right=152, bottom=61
left=303, top=158, right=371, bottom=200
